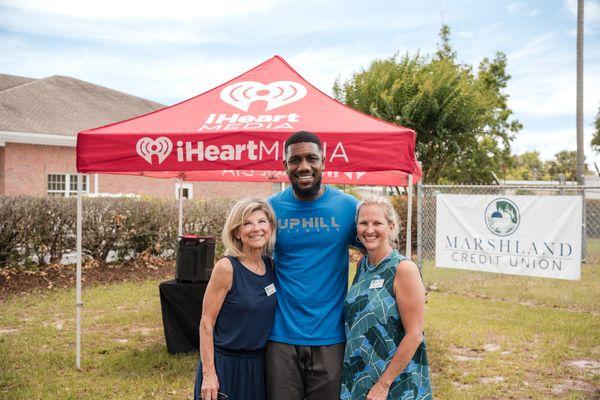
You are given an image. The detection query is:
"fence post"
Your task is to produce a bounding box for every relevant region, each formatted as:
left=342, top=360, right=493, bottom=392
left=417, top=179, right=423, bottom=271
left=582, top=187, right=587, bottom=262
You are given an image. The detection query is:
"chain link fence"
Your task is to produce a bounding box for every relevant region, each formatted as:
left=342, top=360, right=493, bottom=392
left=416, top=184, right=600, bottom=268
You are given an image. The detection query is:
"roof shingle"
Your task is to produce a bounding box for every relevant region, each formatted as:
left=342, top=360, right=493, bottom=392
left=0, top=73, right=36, bottom=92
left=0, top=74, right=164, bottom=136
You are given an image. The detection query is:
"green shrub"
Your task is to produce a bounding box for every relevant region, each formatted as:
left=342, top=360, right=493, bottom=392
left=390, top=194, right=417, bottom=254
left=0, top=197, right=28, bottom=267
left=0, top=196, right=234, bottom=268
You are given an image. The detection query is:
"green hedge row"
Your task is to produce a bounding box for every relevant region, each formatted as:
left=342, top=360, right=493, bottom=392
left=0, top=193, right=424, bottom=268
left=0, top=196, right=234, bottom=268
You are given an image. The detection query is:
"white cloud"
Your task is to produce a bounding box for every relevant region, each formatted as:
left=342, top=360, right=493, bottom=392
left=509, top=71, right=599, bottom=118
left=0, top=7, right=238, bottom=44
left=507, top=2, right=526, bottom=14
left=513, top=124, right=597, bottom=163
left=506, top=29, right=599, bottom=119
left=507, top=2, right=539, bottom=16
left=564, top=0, right=600, bottom=35
left=2, top=0, right=274, bottom=19
left=507, top=32, right=557, bottom=62
left=455, top=31, right=474, bottom=39
left=513, top=128, right=576, bottom=159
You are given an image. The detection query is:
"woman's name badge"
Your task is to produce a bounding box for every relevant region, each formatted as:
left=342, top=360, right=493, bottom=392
left=369, top=279, right=384, bottom=289
left=265, top=283, right=276, bottom=296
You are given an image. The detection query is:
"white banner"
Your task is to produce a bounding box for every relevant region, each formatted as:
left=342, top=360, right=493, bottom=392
left=435, top=194, right=582, bottom=280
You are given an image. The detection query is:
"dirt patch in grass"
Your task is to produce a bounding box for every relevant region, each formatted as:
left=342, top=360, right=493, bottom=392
left=0, top=255, right=175, bottom=301
left=450, top=345, right=484, bottom=362
left=551, top=379, right=596, bottom=396
left=564, top=359, right=600, bottom=375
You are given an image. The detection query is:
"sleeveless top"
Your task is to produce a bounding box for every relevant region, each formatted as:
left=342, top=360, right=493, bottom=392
left=341, top=250, right=432, bottom=400
left=213, top=256, right=277, bottom=352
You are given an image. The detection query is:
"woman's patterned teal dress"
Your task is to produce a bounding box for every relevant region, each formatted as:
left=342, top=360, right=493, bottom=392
left=341, top=250, right=432, bottom=400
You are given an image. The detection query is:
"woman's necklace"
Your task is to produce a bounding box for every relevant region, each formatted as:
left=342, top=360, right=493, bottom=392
left=241, top=256, right=264, bottom=274
left=366, top=248, right=393, bottom=270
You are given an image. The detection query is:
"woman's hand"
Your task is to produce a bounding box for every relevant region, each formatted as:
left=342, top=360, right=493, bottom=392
left=200, top=372, right=219, bottom=400
left=366, top=381, right=390, bottom=400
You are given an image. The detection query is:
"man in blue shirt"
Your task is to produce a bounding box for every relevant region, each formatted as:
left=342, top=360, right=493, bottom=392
left=266, top=131, right=359, bottom=399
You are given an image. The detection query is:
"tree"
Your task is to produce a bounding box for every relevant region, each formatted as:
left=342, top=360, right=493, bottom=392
left=547, top=150, right=587, bottom=181
left=334, top=24, right=521, bottom=183
left=591, top=106, right=600, bottom=153
left=504, top=151, right=548, bottom=180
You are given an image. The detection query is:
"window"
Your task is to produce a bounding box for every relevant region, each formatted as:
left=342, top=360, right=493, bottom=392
left=47, top=174, right=66, bottom=196
left=47, top=174, right=89, bottom=197
left=175, top=183, right=193, bottom=199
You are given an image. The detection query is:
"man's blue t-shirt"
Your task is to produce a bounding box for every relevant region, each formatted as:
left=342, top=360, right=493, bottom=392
left=268, top=186, right=359, bottom=345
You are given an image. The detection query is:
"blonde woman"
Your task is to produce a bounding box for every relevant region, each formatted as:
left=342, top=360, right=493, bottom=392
left=194, top=198, right=277, bottom=400
left=341, top=196, right=432, bottom=400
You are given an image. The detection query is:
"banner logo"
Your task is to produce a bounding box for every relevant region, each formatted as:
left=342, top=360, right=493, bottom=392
left=136, top=137, right=173, bottom=165
left=484, top=198, right=520, bottom=236
left=220, top=81, right=307, bottom=112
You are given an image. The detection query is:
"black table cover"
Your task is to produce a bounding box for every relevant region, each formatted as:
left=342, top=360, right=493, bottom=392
left=159, top=279, right=208, bottom=354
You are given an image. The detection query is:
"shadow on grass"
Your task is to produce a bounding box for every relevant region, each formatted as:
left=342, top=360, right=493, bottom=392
left=95, top=342, right=198, bottom=378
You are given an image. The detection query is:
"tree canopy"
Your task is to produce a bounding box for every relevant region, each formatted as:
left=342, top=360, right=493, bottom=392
left=334, top=25, right=521, bottom=184
left=591, top=106, right=600, bottom=153
left=504, top=150, right=588, bottom=181
left=504, top=151, right=547, bottom=180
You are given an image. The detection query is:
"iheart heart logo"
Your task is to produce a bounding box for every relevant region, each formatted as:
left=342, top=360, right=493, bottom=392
left=136, top=137, right=173, bottom=165
left=220, top=81, right=307, bottom=112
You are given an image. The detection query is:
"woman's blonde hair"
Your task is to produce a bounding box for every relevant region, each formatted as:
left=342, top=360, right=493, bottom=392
left=222, top=198, right=276, bottom=257
left=357, top=195, right=400, bottom=247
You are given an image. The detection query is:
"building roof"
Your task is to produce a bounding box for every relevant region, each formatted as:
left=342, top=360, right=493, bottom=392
left=0, top=73, right=36, bottom=91
left=0, top=74, right=164, bottom=136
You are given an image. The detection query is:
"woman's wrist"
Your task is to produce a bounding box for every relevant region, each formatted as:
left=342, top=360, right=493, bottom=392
left=377, top=376, right=393, bottom=389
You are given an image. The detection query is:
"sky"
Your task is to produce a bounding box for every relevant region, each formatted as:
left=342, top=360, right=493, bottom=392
left=0, top=0, right=598, bottom=166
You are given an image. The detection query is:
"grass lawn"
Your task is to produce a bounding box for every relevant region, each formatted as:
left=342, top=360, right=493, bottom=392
left=1, top=263, right=599, bottom=399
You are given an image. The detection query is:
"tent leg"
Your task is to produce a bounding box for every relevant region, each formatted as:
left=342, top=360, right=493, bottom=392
left=405, top=174, right=413, bottom=258
left=76, top=174, right=83, bottom=369
left=178, top=178, right=184, bottom=237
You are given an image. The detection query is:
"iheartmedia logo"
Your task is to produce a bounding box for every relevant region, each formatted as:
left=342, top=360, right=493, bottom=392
left=198, top=81, right=307, bottom=132
left=220, top=81, right=307, bottom=112
left=135, top=137, right=350, bottom=165
left=136, top=137, right=172, bottom=165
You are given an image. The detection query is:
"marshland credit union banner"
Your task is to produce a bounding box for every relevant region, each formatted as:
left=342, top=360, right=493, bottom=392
left=435, top=194, right=582, bottom=280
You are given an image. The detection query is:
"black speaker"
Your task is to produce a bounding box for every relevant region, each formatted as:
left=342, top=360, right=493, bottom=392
left=175, top=235, right=215, bottom=282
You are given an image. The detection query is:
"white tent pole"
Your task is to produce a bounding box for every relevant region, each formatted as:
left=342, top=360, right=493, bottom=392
left=178, top=178, right=184, bottom=237
left=405, top=174, right=413, bottom=258
left=76, top=173, right=83, bottom=369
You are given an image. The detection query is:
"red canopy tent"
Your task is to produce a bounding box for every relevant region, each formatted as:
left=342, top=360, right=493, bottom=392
left=77, top=55, right=419, bottom=183
left=73, top=55, right=420, bottom=368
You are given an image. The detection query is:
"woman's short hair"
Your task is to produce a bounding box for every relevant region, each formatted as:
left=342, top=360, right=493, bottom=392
left=222, top=198, right=276, bottom=257
left=357, top=196, right=401, bottom=247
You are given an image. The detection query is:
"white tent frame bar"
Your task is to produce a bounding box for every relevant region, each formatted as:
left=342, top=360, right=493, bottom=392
left=76, top=174, right=83, bottom=369
left=178, top=177, right=184, bottom=237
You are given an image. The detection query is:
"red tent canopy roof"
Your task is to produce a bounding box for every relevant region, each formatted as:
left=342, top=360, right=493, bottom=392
left=77, top=55, right=419, bottom=182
